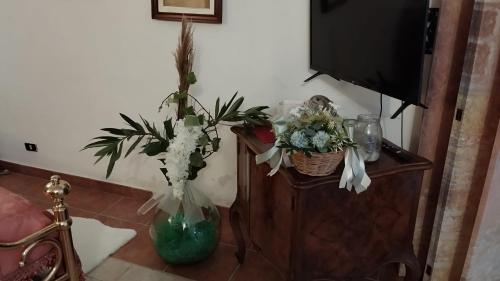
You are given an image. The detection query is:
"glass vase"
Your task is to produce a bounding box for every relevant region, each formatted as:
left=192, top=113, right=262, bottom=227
left=354, top=114, right=383, bottom=162
left=149, top=184, right=220, bottom=265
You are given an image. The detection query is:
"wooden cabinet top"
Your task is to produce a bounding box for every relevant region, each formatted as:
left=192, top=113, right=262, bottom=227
left=231, top=126, right=433, bottom=189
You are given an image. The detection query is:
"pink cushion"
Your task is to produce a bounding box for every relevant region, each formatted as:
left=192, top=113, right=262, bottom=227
left=0, top=187, right=52, bottom=277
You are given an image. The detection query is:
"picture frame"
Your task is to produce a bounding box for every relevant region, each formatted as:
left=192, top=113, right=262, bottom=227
left=152, top=0, right=222, bottom=24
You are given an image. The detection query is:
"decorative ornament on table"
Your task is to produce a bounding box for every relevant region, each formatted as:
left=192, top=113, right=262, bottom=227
left=306, top=95, right=339, bottom=116
left=256, top=95, right=371, bottom=192
left=82, top=17, right=269, bottom=264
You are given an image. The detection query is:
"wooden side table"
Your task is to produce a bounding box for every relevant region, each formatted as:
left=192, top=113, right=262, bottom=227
left=230, top=126, right=432, bottom=281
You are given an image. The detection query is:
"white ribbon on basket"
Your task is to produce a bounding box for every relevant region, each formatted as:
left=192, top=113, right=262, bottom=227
left=339, top=146, right=371, bottom=193
left=255, top=117, right=288, bottom=176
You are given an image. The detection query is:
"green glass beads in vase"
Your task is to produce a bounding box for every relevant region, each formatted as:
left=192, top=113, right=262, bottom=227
left=149, top=184, right=220, bottom=265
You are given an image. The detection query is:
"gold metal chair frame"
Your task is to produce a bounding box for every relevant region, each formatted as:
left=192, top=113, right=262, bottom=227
left=0, top=176, right=80, bottom=281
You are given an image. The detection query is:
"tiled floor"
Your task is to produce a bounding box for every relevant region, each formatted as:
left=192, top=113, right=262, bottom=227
left=87, top=258, right=193, bottom=281
left=0, top=172, right=284, bottom=281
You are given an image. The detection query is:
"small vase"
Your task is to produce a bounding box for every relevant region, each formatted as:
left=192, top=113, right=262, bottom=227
left=354, top=114, right=383, bottom=162
left=149, top=184, right=220, bottom=265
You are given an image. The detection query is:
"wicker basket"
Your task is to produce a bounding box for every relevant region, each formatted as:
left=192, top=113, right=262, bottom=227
left=290, top=150, right=345, bottom=176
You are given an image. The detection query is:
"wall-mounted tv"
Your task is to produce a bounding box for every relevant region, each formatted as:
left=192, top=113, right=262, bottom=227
left=310, top=0, right=429, bottom=109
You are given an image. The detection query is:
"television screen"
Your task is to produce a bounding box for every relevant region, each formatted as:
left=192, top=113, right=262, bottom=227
left=310, top=0, right=429, bottom=105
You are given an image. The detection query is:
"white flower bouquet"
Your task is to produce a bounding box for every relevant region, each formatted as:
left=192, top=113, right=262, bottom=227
left=82, top=18, right=269, bottom=264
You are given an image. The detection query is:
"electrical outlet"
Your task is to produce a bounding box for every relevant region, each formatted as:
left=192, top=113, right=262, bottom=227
left=24, top=143, right=37, bottom=152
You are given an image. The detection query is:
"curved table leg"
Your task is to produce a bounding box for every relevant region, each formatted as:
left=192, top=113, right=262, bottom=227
left=402, top=251, right=421, bottom=281
left=365, top=248, right=421, bottom=281
left=230, top=199, right=246, bottom=264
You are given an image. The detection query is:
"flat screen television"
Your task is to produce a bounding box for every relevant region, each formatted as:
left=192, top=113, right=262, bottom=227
left=310, top=0, right=429, bottom=107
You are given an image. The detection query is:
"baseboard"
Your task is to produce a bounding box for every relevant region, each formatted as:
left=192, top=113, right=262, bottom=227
left=0, top=160, right=152, bottom=200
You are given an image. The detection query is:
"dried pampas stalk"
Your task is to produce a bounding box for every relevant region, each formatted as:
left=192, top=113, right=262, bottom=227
left=175, top=16, right=194, bottom=120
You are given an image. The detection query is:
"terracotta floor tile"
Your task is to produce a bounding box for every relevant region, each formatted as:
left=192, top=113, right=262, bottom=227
left=100, top=197, right=154, bottom=225
left=0, top=173, right=48, bottom=200
left=229, top=251, right=284, bottom=281
left=87, top=257, right=132, bottom=280
left=0, top=172, right=21, bottom=188
left=113, top=228, right=167, bottom=271
left=0, top=172, right=32, bottom=187
left=21, top=193, right=98, bottom=220
left=25, top=195, right=54, bottom=210
left=218, top=207, right=236, bottom=246
left=68, top=206, right=99, bottom=219
left=120, top=263, right=195, bottom=281
left=163, top=244, right=240, bottom=281
left=65, top=185, right=123, bottom=213
left=16, top=179, right=49, bottom=200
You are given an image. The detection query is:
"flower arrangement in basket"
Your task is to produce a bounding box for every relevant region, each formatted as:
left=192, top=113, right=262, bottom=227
left=277, top=100, right=355, bottom=176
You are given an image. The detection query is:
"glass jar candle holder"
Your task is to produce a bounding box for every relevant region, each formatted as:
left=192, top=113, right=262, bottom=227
left=354, top=114, right=383, bottom=162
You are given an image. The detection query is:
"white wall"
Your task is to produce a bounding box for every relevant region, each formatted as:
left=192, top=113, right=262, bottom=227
left=0, top=0, right=419, bottom=206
